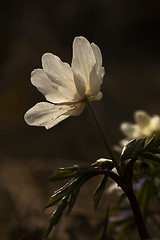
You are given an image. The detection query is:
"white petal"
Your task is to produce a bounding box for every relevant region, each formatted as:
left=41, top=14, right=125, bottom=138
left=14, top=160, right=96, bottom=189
left=107, top=182, right=122, bottom=195
left=69, top=102, right=86, bottom=116
left=91, top=43, right=105, bottom=82
left=42, top=53, right=80, bottom=101
left=119, top=139, right=128, bottom=147
left=141, top=115, right=160, bottom=137
left=90, top=91, right=103, bottom=101
left=24, top=102, right=85, bottom=129
left=150, top=116, right=160, bottom=131
left=120, top=123, right=141, bottom=139
left=88, top=65, right=101, bottom=96
left=31, top=69, right=70, bottom=103
left=134, top=111, right=151, bottom=128
left=71, top=36, right=97, bottom=96
left=91, top=43, right=102, bottom=66
left=100, top=67, right=105, bottom=79
left=72, top=73, right=86, bottom=98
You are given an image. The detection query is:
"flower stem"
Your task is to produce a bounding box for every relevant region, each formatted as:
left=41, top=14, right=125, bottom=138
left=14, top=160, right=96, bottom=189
left=121, top=158, right=150, bottom=239
left=85, top=98, right=123, bottom=177
left=126, top=189, right=150, bottom=240
left=97, top=169, right=150, bottom=239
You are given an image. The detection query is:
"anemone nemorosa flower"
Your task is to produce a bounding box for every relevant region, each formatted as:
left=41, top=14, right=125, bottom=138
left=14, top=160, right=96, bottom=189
left=121, top=110, right=160, bottom=141
left=24, top=36, right=105, bottom=129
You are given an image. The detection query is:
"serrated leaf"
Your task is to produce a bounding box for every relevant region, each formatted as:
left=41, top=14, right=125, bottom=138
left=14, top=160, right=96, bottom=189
left=45, top=196, right=69, bottom=237
left=120, top=138, right=146, bottom=161
left=93, top=176, right=108, bottom=210
left=67, top=174, right=94, bottom=214
left=49, top=167, right=76, bottom=181
left=45, top=178, right=76, bottom=209
left=67, top=184, right=81, bottom=214
left=45, top=187, right=68, bottom=209
left=144, top=131, right=160, bottom=151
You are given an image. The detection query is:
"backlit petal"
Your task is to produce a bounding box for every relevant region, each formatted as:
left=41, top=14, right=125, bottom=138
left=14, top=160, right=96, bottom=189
left=134, top=111, right=151, bottom=128
left=24, top=102, right=85, bottom=129
left=120, top=123, right=141, bottom=139
left=88, top=65, right=101, bottom=96
left=71, top=36, right=96, bottom=96
left=92, top=92, right=103, bottom=101
left=31, top=69, right=70, bottom=103
left=151, top=116, right=160, bottom=130
left=91, top=43, right=104, bottom=82
left=42, top=53, right=80, bottom=101
left=91, top=43, right=102, bottom=66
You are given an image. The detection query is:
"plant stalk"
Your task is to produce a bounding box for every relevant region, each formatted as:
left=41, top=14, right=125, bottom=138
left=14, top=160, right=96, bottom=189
left=126, top=189, right=150, bottom=240
left=122, top=158, right=150, bottom=239
left=85, top=98, right=123, bottom=177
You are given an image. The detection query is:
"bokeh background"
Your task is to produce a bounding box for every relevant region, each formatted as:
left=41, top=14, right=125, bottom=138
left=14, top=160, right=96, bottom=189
left=1, top=0, right=160, bottom=239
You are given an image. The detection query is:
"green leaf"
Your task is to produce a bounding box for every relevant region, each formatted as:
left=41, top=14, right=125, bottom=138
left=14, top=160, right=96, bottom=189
left=92, top=159, right=114, bottom=171
left=45, top=178, right=76, bottom=208
left=142, top=152, right=160, bottom=164
left=120, top=138, right=146, bottom=161
left=45, top=196, right=69, bottom=237
left=67, top=176, right=90, bottom=214
left=45, top=187, right=68, bottom=208
left=144, top=131, right=160, bottom=151
left=49, top=167, right=76, bottom=181
left=93, top=176, right=108, bottom=210
left=136, top=180, right=150, bottom=221
left=75, top=165, right=95, bottom=176
left=45, top=174, right=93, bottom=236
left=147, top=147, right=160, bottom=154
left=153, top=173, right=160, bottom=199
left=45, top=162, right=114, bottom=237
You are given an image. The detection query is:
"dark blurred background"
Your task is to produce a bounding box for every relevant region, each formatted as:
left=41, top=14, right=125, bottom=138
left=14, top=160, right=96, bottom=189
left=1, top=0, right=160, bottom=239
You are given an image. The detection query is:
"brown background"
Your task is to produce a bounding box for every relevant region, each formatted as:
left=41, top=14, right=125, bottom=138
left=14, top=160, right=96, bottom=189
left=1, top=0, right=160, bottom=239
left=1, top=0, right=160, bottom=161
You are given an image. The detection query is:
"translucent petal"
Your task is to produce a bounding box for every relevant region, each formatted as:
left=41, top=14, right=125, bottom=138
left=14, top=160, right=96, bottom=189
left=68, top=102, right=85, bottom=116
left=42, top=53, right=80, bottom=101
left=141, top=115, right=160, bottom=137
left=100, top=67, right=105, bottom=79
left=120, top=123, right=141, bottom=139
left=88, top=65, right=101, bottom=96
left=24, top=102, right=85, bottom=129
left=31, top=69, right=70, bottom=103
left=90, top=91, right=103, bottom=101
left=72, top=72, right=86, bottom=98
left=91, top=43, right=104, bottom=83
left=151, top=116, right=160, bottom=131
left=134, top=111, right=151, bottom=128
left=91, top=43, right=102, bottom=67
left=71, top=36, right=96, bottom=96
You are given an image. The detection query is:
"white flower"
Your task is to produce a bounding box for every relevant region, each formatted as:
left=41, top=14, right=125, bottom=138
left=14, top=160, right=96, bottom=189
left=120, top=110, right=160, bottom=141
left=24, top=36, right=105, bottom=129
left=106, top=181, right=122, bottom=195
